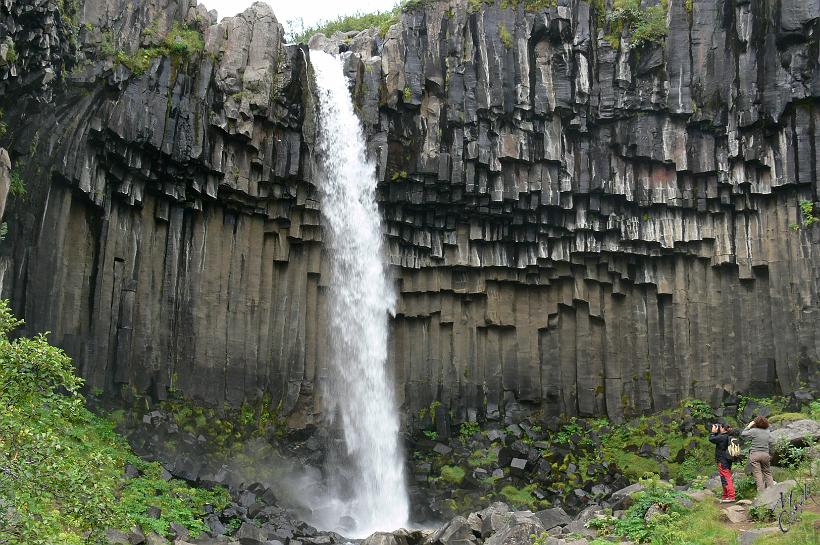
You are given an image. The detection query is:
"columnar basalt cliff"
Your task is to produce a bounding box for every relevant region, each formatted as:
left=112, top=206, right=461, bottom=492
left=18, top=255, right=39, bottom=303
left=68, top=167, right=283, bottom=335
left=0, top=0, right=818, bottom=428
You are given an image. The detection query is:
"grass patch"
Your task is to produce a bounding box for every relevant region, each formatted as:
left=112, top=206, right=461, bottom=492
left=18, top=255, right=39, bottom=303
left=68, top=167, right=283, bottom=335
left=769, top=412, right=810, bottom=425
left=755, top=510, right=819, bottom=545
left=467, top=448, right=498, bottom=468
left=292, top=10, right=398, bottom=42
left=439, top=465, right=466, bottom=485
left=114, top=22, right=204, bottom=75
left=498, top=23, right=513, bottom=49
left=0, top=300, right=229, bottom=544
left=499, top=484, right=540, bottom=510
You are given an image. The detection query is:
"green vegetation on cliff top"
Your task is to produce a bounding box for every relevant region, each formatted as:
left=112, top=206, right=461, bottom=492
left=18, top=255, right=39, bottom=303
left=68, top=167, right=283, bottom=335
left=290, top=0, right=667, bottom=48
left=0, top=301, right=229, bottom=545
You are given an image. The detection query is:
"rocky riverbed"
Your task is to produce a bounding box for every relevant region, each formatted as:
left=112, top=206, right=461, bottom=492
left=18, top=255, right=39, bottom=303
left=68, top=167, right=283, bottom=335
left=98, top=390, right=818, bottom=545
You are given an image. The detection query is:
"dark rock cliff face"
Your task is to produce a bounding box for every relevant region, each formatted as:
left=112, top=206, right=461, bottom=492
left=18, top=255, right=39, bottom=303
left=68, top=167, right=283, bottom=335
left=1, top=0, right=818, bottom=428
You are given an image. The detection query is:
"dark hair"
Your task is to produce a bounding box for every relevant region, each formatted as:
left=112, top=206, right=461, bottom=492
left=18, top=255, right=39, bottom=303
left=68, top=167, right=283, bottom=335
left=753, top=415, right=769, bottom=429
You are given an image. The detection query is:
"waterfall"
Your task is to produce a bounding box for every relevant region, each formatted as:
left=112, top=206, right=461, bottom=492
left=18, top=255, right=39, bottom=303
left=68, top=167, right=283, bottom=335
left=310, top=50, right=410, bottom=537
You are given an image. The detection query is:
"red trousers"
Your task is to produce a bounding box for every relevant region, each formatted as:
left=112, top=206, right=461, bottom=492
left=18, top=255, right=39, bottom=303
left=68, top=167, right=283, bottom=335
left=718, top=463, right=735, bottom=500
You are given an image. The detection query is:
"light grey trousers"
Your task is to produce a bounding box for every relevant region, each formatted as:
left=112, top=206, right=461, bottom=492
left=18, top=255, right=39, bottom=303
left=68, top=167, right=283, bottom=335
left=749, top=451, right=774, bottom=492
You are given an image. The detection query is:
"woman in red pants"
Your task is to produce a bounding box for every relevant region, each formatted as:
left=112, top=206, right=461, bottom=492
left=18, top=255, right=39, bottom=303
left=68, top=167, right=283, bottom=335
left=709, top=423, right=736, bottom=502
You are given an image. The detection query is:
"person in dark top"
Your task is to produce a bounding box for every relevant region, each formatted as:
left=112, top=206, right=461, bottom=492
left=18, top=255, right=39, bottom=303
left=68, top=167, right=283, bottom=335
left=709, top=423, right=736, bottom=502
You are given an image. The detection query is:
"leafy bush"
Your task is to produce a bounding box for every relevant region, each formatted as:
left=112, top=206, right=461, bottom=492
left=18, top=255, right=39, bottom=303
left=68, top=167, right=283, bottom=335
left=423, top=430, right=439, bottom=441
left=459, top=421, right=481, bottom=442
left=5, top=42, right=17, bottom=64
left=553, top=420, right=584, bottom=446
left=606, top=0, right=668, bottom=48
left=773, top=438, right=805, bottom=469
left=809, top=400, right=820, bottom=420
left=799, top=200, right=818, bottom=227
left=734, top=475, right=757, bottom=500
left=9, top=167, right=25, bottom=196
left=0, top=109, right=6, bottom=139
left=0, top=301, right=228, bottom=544
left=749, top=505, right=773, bottom=522
left=681, top=399, right=712, bottom=420
left=612, top=476, right=686, bottom=543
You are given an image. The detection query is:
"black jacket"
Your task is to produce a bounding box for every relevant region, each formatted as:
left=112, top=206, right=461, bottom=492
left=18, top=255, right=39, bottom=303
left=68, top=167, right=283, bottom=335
left=709, top=431, right=733, bottom=467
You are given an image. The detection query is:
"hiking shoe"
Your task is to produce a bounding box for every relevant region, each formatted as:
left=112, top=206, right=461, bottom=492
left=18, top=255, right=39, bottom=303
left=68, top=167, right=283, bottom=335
left=720, top=498, right=736, bottom=503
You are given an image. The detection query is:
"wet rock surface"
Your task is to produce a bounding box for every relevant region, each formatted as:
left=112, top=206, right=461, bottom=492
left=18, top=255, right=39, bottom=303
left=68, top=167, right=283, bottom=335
left=0, top=0, right=819, bottom=429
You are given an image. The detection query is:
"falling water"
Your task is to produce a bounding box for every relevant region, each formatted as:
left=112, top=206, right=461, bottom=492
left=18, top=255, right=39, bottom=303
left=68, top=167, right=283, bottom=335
left=310, top=50, right=410, bottom=537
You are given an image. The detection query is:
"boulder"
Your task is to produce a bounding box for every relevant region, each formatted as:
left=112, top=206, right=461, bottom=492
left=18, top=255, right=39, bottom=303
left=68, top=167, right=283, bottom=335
left=720, top=504, right=748, bottom=523
left=704, top=477, right=723, bottom=493
left=609, top=483, right=644, bottom=509
left=423, top=516, right=478, bottom=545
left=738, top=527, right=780, bottom=545
left=477, top=502, right=515, bottom=537
left=770, top=420, right=820, bottom=447
left=234, top=522, right=269, bottom=545
left=105, top=529, right=130, bottom=545
left=563, top=505, right=601, bottom=538
left=643, top=504, right=664, bottom=523
left=510, top=457, right=528, bottom=475
left=145, top=534, right=170, bottom=545
left=483, top=511, right=545, bottom=545
left=433, top=443, right=453, bottom=455
left=533, top=507, right=571, bottom=530
left=752, top=480, right=797, bottom=510
left=362, top=532, right=412, bottom=545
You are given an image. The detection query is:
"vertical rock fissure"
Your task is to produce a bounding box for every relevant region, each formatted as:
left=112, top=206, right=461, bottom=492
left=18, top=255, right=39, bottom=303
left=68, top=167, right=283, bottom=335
left=310, top=50, right=410, bottom=537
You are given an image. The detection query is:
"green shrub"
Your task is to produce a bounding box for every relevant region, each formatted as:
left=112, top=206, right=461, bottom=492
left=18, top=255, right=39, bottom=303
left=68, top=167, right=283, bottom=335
left=0, top=109, right=6, bottom=139
left=612, top=476, right=686, bottom=543
left=681, top=399, right=712, bottom=420
left=734, top=475, right=757, bottom=500
left=773, top=438, right=806, bottom=469
left=9, top=167, right=25, bottom=196
left=499, top=23, right=513, bottom=49
left=749, top=505, right=773, bottom=522
left=423, top=430, right=439, bottom=441
left=799, top=200, right=818, bottom=227
left=459, top=421, right=481, bottom=442
left=99, top=30, right=116, bottom=57
left=606, top=0, right=668, bottom=48
left=0, top=300, right=229, bottom=544
left=5, top=42, right=17, bottom=64
left=553, top=420, right=584, bottom=446
left=809, top=400, right=820, bottom=420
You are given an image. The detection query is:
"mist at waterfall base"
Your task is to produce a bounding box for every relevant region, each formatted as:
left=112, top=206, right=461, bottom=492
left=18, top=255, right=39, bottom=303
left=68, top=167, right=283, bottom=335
left=291, top=50, right=411, bottom=538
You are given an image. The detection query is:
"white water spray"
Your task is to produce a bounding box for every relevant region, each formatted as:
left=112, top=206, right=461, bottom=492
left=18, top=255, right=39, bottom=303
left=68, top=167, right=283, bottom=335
left=310, top=50, right=410, bottom=537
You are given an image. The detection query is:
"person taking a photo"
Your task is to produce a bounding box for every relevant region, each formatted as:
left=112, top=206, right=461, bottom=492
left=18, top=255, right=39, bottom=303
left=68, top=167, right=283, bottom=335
left=709, top=422, right=736, bottom=502
left=741, top=415, right=774, bottom=492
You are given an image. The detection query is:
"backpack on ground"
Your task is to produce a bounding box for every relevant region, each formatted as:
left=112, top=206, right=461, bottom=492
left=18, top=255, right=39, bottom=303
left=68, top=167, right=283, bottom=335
left=728, top=437, right=742, bottom=459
